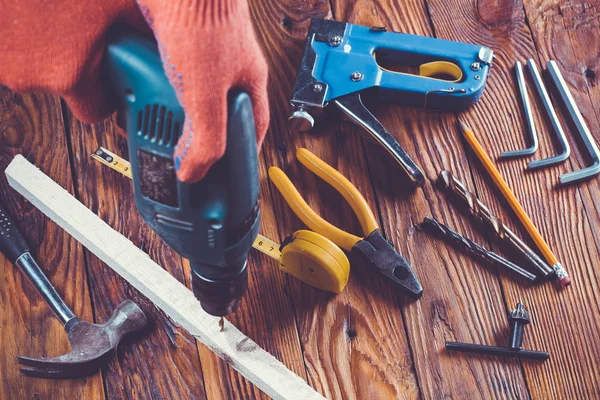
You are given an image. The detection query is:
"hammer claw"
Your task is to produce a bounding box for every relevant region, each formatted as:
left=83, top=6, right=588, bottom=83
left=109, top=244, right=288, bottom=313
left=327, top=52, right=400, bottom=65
left=19, top=364, right=97, bottom=379
left=15, top=301, right=146, bottom=379
left=19, top=366, right=100, bottom=379
left=20, top=366, right=67, bottom=379
left=18, top=351, right=114, bottom=378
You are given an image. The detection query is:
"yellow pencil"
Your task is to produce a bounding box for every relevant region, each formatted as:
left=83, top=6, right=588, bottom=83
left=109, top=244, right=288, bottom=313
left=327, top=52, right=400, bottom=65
left=458, top=121, right=571, bottom=287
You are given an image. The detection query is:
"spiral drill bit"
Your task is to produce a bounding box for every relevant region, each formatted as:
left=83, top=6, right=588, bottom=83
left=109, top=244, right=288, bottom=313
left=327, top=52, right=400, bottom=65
left=438, top=171, right=555, bottom=280
left=422, top=217, right=537, bottom=282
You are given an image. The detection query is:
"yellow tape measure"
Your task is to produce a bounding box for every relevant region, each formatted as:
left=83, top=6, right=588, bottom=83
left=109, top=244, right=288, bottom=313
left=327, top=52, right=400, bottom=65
left=91, top=147, right=350, bottom=293
left=92, top=147, right=133, bottom=178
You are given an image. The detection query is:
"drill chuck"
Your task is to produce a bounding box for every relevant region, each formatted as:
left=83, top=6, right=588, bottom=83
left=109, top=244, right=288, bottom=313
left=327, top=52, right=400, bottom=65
left=191, top=263, right=248, bottom=316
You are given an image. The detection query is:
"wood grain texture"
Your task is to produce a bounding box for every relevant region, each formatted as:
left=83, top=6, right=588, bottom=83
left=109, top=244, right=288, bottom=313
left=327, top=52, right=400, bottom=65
left=330, top=1, right=529, bottom=398
left=425, top=0, right=600, bottom=398
left=0, top=88, right=103, bottom=399
left=246, top=2, right=395, bottom=399
left=63, top=114, right=209, bottom=399
left=248, top=2, right=454, bottom=399
left=2, top=0, right=600, bottom=398
left=250, top=1, right=447, bottom=399
left=518, top=0, right=600, bottom=397
left=6, top=154, right=323, bottom=400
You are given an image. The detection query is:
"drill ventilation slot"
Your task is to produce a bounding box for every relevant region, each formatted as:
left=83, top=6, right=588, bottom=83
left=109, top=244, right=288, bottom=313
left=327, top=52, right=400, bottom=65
left=137, top=104, right=180, bottom=147
left=156, top=213, right=194, bottom=231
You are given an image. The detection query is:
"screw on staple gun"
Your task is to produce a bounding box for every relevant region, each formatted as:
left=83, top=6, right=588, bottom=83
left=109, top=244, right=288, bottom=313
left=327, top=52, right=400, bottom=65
left=289, top=18, right=494, bottom=187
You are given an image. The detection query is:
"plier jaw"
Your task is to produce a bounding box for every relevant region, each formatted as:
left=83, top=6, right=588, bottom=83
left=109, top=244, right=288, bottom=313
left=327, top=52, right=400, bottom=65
left=352, top=230, right=423, bottom=298
left=269, top=148, right=423, bottom=297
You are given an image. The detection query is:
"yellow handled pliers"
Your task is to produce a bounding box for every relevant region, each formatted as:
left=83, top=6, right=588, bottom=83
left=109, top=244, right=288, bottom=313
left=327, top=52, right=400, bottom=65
left=269, top=148, right=422, bottom=298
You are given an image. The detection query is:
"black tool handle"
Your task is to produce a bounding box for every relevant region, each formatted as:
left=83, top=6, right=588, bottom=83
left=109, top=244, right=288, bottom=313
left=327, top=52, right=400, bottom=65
left=446, top=341, right=549, bottom=361
left=334, top=93, right=425, bottom=187
left=0, top=206, right=76, bottom=327
left=0, top=206, right=30, bottom=263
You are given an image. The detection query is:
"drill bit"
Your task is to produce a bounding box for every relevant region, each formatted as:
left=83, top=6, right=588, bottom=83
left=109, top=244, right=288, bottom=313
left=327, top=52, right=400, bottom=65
left=422, top=217, right=537, bottom=282
left=438, top=171, right=555, bottom=280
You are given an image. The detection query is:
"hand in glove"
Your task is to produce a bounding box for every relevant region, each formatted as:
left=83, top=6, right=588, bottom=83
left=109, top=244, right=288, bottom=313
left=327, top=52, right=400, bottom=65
left=0, top=0, right=269, bottom=182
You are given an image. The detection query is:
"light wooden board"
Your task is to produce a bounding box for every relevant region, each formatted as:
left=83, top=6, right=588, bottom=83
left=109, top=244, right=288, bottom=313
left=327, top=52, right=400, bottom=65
left=0, top=89, right=103, bottom=399
left=5, top=154, right=323, bottom=400
left=2, top=0, right=599, bottom=397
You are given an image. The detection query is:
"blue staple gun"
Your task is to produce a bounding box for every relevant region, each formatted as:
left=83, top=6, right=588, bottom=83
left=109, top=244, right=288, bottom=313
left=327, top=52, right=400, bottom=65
left=289, top=18, right=494, bottom=186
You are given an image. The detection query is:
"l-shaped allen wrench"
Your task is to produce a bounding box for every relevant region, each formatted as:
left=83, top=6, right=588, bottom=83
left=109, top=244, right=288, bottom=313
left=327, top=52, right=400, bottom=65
left=527, top=59, right=571, bottom=169
left=547, top=60, right=600, bottom=184
left=501, top=61, right=539, bottom=158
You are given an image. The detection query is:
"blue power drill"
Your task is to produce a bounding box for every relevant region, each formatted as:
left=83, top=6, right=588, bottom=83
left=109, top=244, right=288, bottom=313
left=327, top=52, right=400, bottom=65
left=103, top=28, right=260, bottom=316
left=289, top=18, right=494, bottom=187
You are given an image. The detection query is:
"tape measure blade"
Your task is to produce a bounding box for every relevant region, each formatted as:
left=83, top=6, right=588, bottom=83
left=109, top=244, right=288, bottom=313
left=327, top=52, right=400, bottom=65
left=253, top=234, right=282, bottom=260
left=91, top=147, right=133, bottom=178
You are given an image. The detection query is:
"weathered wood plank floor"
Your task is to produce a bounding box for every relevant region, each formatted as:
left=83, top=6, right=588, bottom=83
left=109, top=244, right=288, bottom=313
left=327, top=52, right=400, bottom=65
left=1, top=0, right=599, bottom=398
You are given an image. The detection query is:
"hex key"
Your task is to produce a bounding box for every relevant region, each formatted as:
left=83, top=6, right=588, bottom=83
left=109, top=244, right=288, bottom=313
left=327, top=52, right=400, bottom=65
left=546, top=61, right=600, bottom=184
left=501, top=61, right=538, bottom=158
left=527, top=59, right=571, bottom=169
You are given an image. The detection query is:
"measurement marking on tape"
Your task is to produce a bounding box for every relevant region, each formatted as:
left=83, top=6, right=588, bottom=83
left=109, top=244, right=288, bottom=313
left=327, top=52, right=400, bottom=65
left=91, top=147, right=132, bottom=178
left=252, top=235, right=282, bottom=260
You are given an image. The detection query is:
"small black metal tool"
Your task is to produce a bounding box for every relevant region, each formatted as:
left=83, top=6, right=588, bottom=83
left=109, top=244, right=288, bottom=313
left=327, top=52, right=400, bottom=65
left=446, top=303, right=549, bottom=361
left=507, top=303, right=530, bottom=350
left=445, top=342, right=548, bottom=361
left=421, top=217, right=537, bottom=282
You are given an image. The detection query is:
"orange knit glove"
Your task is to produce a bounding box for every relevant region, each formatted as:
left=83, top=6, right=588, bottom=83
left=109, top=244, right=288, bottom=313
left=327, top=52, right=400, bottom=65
left=0, top=0, right=269, bottom=182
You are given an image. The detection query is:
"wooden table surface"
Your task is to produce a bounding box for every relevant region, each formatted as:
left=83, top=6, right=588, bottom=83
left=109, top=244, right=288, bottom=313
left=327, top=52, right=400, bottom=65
left=1, top=0, right=599, bottom=398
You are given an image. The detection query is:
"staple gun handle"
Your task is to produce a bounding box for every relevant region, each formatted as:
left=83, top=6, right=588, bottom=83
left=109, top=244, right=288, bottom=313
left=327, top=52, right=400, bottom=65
left=334, top=93, right=425, bottom=187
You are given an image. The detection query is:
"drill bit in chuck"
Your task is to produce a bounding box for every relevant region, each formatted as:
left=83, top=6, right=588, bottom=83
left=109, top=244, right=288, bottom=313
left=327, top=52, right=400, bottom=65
left=422, top=217, right=537, bottom=282
left=437, top=171, right=554, bottom=280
